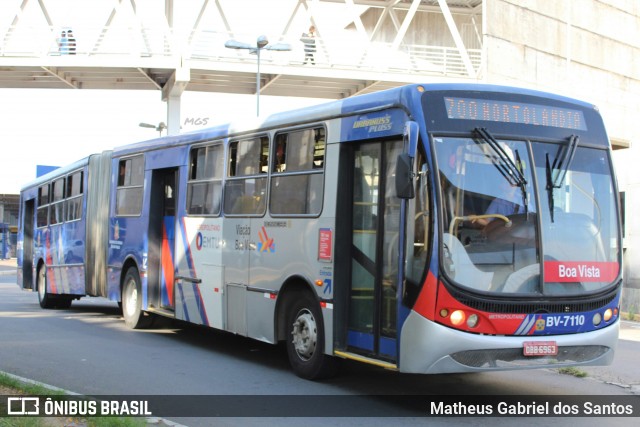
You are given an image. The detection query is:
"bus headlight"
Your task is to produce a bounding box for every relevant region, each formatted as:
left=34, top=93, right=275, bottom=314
left=593, top=313, right=602, bottom=326
left=450, top=310, right=465, bottom=326
left=467, top=313, right=479, bottom=328
left=603, top=309, right=613, bottom=322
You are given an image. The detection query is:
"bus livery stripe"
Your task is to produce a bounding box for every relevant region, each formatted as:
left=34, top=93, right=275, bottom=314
left=180, top=217, right=197, bottom=278
left=192, top=281, right=209, bottom=326
left=161, top=217, right=175, bottom=306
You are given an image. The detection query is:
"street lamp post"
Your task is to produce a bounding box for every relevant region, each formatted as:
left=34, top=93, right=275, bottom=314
left=225, top=35, right=291, bottom=116
left=139, top=121, right=167, bottom=136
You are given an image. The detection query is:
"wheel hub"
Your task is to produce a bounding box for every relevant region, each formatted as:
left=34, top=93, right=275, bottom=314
left=291, top=309, right=317, bottom=361
left=125, top=281, right=138, bottom=317
left=37, top=269, right=45, bottom=300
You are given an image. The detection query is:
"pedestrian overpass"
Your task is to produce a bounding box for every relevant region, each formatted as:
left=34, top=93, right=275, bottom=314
left=0, top=0, right=483, bottom=134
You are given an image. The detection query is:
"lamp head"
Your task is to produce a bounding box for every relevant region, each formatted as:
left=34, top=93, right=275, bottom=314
left=256, top=35, right=268, bottom=49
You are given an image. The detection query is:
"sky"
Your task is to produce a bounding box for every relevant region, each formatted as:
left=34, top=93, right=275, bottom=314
left=0, top=89, right=326, bottom=194
left=0, top=0, right=357, bottom=194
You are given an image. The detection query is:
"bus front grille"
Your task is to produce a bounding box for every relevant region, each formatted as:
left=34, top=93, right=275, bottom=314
left=450, top=345, right=610, bottom=369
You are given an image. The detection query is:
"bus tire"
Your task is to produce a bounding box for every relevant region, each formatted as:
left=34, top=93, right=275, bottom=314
left=37, top=264, right=55, bottom=309
left=285, top=290, right=337, bottom=380
left=122, top=266, right=152, bottom=329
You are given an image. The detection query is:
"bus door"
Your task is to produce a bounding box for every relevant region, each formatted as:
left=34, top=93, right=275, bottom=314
left=148, top=168, right=178, bottom=312
left=21, top=199, right=35, bottom=289
left=346, top=139, right=403, bottom=361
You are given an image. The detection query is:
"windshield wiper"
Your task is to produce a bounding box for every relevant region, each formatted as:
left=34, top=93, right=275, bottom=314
left=474, top=127, right=528, bottom=214
left=545, top=135, right=580, bottom=222
left=552, top=135, right=579, bottom=187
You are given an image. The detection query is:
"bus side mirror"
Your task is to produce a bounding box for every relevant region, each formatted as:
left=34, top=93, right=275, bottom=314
left=396, top=153, right=415, bottom=199
left=404, top=121, right=419, bottom=157
left=396, top=121, right=419, bottom=199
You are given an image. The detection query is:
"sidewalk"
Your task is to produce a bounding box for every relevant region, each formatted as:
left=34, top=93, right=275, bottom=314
left=619, top=320, right=640, bottom=342
left=0, top=257, right=16, bottom=275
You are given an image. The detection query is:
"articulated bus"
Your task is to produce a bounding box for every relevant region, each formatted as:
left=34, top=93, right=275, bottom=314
left=17, top=84, right=622, bottom=379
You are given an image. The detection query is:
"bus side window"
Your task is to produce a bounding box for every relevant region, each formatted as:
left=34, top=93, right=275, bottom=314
left=224, top=136, right=269, bottom=216
left=270, top=127, right=325, bottom=216
left=116, top=156, right=144, bottom=216
left=50, top=178, right=65, bottom=225
left=66, top=171, right=83, bottom=222
left=187, top=144, right=223, bottom=215
left=37, top=184, right=49, bottom=228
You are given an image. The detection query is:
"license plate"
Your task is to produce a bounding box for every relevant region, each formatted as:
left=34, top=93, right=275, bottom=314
left=523, top=341, right=558, bottom=356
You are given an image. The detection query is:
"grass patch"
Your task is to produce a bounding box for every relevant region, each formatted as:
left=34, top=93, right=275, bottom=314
left=557, top=367, right=588, bottom=378
left=0, top=373, right=146, bottom=427
left=84, top=418, right=147, bottom=427
left=0, top=372, right=65, bottom=396
left=0, top=417, right=145, bottom=427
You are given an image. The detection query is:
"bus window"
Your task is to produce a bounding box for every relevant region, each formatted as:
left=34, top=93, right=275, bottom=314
left=116, top=155, right=144, bottom=216
left=37, top=184, right=49, bottom=228
left=66, top=171, right=83, bottom=222
left=224, top=136, right=269, bottom=216
left=50, top=178, right=65, bottom=225
left=187, top=144, right=224, bottom=215
left=270, top=127, right=325, bottom=216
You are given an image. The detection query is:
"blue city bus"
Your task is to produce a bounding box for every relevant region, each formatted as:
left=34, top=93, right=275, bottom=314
left=17, top=84, right=622, bottom=379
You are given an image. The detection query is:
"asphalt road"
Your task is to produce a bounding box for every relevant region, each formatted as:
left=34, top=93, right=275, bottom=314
left=0, top=272, right=638, bottom=426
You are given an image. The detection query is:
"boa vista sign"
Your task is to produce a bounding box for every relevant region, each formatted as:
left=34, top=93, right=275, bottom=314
left=544, top=261, right=619, bottom=283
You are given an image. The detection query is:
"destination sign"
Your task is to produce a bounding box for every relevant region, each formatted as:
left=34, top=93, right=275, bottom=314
left=444, top=96, right=587, bottom=131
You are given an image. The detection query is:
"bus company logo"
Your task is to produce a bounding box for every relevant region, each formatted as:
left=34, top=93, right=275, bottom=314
left=352, top=115, right=392, bottom=133
left=535, top=318, right=546, bottom=331
left=196, top=232, right=203, bottom=250
left=258, top=226, right=275, bottom=253
left=195, top=232, right=222, bottom=251
left=114, top=221, right=120, bottom=240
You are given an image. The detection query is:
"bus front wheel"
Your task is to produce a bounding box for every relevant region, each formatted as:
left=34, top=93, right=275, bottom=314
left=122, top=267, right=152, bottom=329
left=285, top=290, right=337, bottom=380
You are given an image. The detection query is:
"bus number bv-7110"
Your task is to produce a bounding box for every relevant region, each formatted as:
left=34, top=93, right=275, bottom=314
left=17, top=84, right=622, bottom=379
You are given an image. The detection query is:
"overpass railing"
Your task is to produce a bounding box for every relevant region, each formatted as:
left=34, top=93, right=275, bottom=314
left=1, top=26, right=481, bottom=78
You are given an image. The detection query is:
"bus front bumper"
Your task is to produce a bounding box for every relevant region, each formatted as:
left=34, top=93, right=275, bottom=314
left=399, top=310, right=619, bottom=374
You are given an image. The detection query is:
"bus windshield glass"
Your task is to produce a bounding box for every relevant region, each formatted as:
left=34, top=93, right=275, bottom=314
left=434, top=135, right=619, bottom=296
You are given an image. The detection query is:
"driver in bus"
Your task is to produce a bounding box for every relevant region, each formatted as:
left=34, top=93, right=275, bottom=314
left=472, top=180, right=523, bottom=228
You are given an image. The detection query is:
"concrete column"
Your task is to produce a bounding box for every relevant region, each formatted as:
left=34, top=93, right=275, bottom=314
left=161, top=66, right=190, bottom=136
left=166, top=95, right=181, bottom=136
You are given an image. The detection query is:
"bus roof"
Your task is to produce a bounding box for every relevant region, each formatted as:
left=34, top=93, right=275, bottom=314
left=112, top=83, right=597, bottom=157
left=21, top=83, right=599, bottom=191
left=20, top=155, right=93, bottom=192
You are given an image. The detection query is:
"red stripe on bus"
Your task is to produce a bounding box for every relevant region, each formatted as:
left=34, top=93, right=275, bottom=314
left=161, top=225, right=174, bottom=304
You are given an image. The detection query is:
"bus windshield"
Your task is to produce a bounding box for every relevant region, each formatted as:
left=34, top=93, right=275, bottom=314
left=434, top=134, right=619, bottom=296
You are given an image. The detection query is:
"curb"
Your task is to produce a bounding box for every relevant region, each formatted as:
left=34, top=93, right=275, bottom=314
left=0, top=370, right=188, bottom=426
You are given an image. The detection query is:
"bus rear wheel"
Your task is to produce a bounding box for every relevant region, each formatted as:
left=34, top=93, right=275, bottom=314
left=285, top=290, right=337, bottom=380
left=36, top=265, right=72, bottom=309
left=122, top=266, right=153, bottom=329
left=37, top=264, right=55, bottom=309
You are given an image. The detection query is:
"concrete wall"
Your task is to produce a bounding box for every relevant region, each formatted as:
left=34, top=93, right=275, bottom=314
left=483, top=0, right=639, bottom=145
left=483, top=0, right=640, bottom=301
